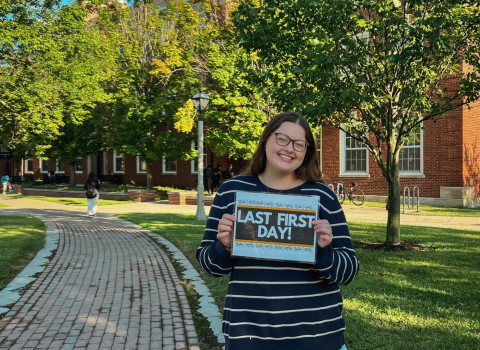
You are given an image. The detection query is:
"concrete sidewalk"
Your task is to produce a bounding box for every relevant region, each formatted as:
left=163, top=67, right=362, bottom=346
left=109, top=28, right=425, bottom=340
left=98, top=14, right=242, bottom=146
left=2, top=196, right=479, bottom=231
left=0, top=196, right=478, bottom=350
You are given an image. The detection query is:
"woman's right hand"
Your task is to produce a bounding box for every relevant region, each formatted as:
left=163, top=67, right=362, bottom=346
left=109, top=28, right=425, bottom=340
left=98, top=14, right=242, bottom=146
left=217, top=213, right=237, bottom=252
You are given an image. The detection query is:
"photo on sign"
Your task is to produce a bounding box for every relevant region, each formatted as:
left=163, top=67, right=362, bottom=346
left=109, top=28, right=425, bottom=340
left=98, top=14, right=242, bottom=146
left=232, top=191, right=319, bottom=264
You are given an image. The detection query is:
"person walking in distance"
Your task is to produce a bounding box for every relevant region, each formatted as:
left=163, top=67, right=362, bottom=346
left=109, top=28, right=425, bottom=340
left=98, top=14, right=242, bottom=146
left=196, top=112, right=359, bottom=350
left=221, top=163, right=234, bottom=182
left=204, top=165, right=213, bottom=195
left=1, top=173, right=13, bottom=194
left=84, top=171, right=101, bottom=218
left=211, top=164, right=222, bottom=193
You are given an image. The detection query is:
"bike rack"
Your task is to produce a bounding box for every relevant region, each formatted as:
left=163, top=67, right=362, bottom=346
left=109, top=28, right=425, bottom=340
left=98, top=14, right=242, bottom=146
left=336, top=183, right=343, bottom=198
left=327, top=183, right=344, bottom=198
left=402, top=186, right=420, bottom=213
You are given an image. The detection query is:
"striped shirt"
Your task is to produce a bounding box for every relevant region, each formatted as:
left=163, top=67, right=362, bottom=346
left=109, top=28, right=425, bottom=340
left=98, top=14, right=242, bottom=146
left=196, top=175, right=359, bottom=350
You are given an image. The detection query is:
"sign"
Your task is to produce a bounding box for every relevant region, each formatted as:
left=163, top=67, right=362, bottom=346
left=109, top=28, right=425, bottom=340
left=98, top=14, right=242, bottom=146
left=232, top=191, right=319, bottom=264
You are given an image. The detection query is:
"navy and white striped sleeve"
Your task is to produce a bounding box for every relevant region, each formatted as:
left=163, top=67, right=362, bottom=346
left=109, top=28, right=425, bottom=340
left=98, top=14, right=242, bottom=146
left=306, top=183, right=359, bottom=285
left=196, top=182, right=236, bottom=277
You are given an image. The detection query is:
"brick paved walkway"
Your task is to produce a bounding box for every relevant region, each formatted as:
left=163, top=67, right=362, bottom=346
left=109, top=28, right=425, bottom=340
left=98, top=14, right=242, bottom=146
left=0, top=208, right=199, bottom=350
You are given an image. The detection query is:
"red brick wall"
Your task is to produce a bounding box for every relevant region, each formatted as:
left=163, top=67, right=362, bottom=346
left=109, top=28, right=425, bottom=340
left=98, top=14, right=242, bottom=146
left=462, top=100, right=480, bottom=196
left=122, top=154, right=247, bottom=188
left=321, top=106, right=471, bottom=198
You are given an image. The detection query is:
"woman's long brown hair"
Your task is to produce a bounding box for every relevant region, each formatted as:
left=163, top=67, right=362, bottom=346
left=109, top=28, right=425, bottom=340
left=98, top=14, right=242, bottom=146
left=242, top=112, right=323, bottom=183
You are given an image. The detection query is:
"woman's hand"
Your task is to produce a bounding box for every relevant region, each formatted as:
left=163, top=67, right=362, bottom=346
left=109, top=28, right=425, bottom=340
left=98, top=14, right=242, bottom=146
left=312, top=219, right=333, bottom=248
left=217, top=213, right=237, bottom=252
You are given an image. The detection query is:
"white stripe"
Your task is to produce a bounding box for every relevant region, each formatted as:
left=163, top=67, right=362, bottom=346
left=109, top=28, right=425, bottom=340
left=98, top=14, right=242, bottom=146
left=224, top=315, right=343, bottom=328
left=225, top=327, right=345, bottom=340
left=234, top=266, right=312, bottom=271
left=226, top=289, right=339, bottom=300
left=320, top=204, right=344, bottom=215
left=332, top=235, right=351, bottom=239
left=316, top=263, right=333, bottom=272
left=204, top=228, right=217, bottom=233
left=215, top=189, right=238, bottom=197
left=301, top=187, right=335, bottom=201
left=226, top=179, right=258, bottom=186
left=228, top=280, right=322, bottom=285
left=334, top=247, right=355, bottom=253
left=211, top=202, right=235, bottom=210
left=224, top=301, right=343, bottom=314
left=208, top=254, right=232, bottom=272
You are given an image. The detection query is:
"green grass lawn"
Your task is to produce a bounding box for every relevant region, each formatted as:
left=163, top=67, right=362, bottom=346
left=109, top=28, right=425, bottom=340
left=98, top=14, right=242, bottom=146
left=344, top=200, right=480, bottom=217
left=6, top=194, right=138, bottom=206
left=118, top=213, right=480, bottom=350
left=0, top=216, right=46, bottom=290
left=0, top=203, right=8, bottom=208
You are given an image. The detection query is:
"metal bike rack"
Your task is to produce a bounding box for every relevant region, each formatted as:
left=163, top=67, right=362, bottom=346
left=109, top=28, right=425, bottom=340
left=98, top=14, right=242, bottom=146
left=402, top=186, right=420, bottom=213
left=336, top=182, right=343, bottom=197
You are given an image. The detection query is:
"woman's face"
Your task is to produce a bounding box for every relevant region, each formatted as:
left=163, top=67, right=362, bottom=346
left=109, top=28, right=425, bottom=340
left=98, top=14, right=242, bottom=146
left=264, top=121, right=307, bottom=176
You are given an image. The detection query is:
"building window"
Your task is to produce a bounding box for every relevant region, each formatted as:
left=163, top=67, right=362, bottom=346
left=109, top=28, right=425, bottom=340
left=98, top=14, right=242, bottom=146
left=191, top=141, right=207, bottom=174
left=399, top=124, right=423, bottom=174
left=40, top=158, right=48, bottom=173
left=25, top=159, right=34, bottom=173
left=114, top=152, right=125, bottom=173
left=162, top=157, right=177, bottom=174
left=137, top=156, right=147, bottom=174
left=341, top=124, right=368, bottom=175
left=75, top=157, right=83, bottom=173
left=56, top=160, right=65, bottom=173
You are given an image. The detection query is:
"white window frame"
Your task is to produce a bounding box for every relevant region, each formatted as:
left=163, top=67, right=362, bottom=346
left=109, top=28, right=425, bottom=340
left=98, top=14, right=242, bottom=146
left=340, top=121, right=369, bottom=176
left=162, top=157, right=177, bottom=174
left=40, top=158, right=48, bottom=174
left=136, top=156, right=147, bottom=174
left=113, top=152, right=125, bottom=174
left=191, top=141, right=207, bottom=174
left=25, top=159, right=34, bottom=173
left=56, top=160, right=65, bottom=174
left=399, top=123, right=424, bottom=176
left=75, top=157, right=84, bottom=174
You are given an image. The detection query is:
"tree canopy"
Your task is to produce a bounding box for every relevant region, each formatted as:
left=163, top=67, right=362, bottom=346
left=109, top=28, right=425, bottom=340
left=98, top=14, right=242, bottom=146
left=234, top=0, right=480, bottom=243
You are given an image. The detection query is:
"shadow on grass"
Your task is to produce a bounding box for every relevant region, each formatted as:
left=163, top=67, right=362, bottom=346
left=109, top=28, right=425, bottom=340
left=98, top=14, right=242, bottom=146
left=118, top=214, right=480, bottom=350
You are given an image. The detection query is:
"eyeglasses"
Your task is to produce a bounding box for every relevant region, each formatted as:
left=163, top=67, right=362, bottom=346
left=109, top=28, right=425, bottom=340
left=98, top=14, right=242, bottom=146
left=273, top=133, right=309, bottom=152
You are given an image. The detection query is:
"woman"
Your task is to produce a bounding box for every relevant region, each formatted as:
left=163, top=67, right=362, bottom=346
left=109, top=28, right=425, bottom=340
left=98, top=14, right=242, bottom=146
left=84, top=171, right=101, bottom=218
left=196, top=112, right=359, bottom=350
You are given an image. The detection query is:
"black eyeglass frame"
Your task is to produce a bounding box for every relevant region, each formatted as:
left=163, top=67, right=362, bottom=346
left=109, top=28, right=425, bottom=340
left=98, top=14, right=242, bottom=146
left=273, top=133, right=309, bottom=152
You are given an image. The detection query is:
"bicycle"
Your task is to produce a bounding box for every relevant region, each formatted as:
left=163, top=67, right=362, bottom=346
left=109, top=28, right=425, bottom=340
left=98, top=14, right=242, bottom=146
left=335, top=181, right=365, bottom=206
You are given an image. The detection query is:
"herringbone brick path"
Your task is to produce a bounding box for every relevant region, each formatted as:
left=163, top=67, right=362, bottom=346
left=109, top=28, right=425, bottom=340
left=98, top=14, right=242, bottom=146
left=0, top=209, right=199, bottom=350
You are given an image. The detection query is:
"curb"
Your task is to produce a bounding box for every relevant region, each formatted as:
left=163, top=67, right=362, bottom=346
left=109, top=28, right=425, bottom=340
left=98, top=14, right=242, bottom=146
left=0, top=213, right=59, bottom=316
left=117, top=219, right=225, bottom=345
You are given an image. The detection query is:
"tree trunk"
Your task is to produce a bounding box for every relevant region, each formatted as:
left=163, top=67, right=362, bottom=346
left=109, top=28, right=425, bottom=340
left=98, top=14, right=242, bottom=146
left=385, top=171, right=401, bottom=244
left=69, top=164, right=77, bottom=186
left=146, top=161, right=153, bottom=190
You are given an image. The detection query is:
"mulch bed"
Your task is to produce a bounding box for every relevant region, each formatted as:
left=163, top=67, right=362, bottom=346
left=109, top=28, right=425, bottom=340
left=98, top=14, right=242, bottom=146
left=353, top=241, right=429, bottom=251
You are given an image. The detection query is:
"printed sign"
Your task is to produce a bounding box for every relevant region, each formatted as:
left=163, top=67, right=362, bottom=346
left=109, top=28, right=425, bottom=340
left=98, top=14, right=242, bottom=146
left=232, top=191, right=319, bottom=263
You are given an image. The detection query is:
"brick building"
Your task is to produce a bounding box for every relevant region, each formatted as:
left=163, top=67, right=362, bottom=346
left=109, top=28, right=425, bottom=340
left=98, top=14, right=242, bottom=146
left=320, top=100, right=480, bottom=207
left=2, top=98, right=479, bottom=207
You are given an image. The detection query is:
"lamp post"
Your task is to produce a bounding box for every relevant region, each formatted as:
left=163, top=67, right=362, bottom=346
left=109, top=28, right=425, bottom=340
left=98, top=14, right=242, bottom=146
left=192, top=88, right=210, bottom=221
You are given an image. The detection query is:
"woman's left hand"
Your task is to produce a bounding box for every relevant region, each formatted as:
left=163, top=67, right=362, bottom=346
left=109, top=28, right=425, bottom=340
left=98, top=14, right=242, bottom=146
left=312, top=219, right=333, bottom=248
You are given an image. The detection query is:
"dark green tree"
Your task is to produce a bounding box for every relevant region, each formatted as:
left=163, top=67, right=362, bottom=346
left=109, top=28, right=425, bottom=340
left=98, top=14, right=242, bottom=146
left=95, top=0, right=210, bottom=189
left=234, top=0, right=480, bottom=244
